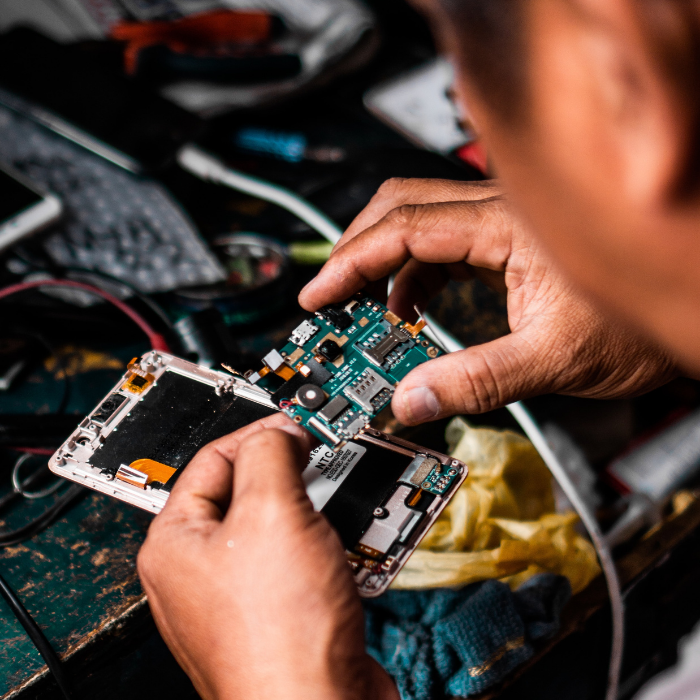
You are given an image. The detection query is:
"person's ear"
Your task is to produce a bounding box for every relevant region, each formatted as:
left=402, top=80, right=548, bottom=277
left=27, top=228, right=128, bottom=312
left=566, top=0, right=699, bottom=207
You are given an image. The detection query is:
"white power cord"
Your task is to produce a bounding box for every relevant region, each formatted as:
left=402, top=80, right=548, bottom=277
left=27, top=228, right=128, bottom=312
left=419, top=315, right=623, bottom=700
left=177, top=145, right=343, bottom=245
left=507, top=402, right=623, bottom=700
left=177, top=144, right=623, bottom=700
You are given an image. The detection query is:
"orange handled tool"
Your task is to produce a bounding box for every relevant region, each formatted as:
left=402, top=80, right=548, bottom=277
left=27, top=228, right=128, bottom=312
left=111, top=9, right=274, bottom=74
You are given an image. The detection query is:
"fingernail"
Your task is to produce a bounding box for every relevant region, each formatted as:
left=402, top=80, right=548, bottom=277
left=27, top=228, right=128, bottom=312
left=403, top=386, right=440, bottom=423
left=278, top=422, right=307, bottom=439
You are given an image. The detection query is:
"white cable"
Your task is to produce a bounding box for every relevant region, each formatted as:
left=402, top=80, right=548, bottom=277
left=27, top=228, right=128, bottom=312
left=421, top=314, right=623, bottom=700
left=177, top=147, right=623, bottom=700
left=177, top=145, right=344, bottom=245
left=507, top=401, right=623, bottom=700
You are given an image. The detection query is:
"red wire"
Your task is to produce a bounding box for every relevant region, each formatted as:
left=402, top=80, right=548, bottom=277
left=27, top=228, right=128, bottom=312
left=9, top=447, right=56, bottom=456
left=0, top=279, right=170, bottom=352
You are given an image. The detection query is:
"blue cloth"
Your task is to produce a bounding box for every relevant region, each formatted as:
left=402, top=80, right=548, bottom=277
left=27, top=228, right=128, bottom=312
left=364, top=573, right=571, bottom=700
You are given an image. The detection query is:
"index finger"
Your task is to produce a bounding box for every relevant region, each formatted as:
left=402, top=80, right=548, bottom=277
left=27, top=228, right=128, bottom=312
left=337, top=177, right=502, bottom=254
left=227, top=428, right=311, bottom=516
left=163, top=413, right=314, bottom=524
left=299, top=197, right=515, bottom=311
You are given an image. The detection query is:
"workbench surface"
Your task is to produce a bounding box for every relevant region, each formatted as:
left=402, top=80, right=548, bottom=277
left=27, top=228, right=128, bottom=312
left=0, top=493, right=150, bottom=698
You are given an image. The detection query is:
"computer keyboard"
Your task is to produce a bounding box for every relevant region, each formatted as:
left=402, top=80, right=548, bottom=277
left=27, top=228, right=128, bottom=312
left=0, top=89, right=224, bottom=293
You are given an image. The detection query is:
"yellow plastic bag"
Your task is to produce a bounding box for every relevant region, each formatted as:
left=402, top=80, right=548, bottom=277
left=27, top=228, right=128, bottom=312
left=392, top=418, right=600, bottom=594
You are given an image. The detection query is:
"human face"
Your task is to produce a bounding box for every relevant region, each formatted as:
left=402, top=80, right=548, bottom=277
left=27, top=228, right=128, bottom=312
left=427, top=0, right=700, bottom=372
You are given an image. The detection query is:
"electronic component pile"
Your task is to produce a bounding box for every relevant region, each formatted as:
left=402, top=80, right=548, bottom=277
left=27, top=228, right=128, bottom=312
left=251, top=296, right=443, bottom=450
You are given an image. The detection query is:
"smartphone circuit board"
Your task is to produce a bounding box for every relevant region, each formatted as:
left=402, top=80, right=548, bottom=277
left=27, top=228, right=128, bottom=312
left=250, top=295, right=442, bottom=451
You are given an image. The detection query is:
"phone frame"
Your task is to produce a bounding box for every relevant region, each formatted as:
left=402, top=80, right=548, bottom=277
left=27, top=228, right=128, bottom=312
left=49, top=352, right=275, bottom=513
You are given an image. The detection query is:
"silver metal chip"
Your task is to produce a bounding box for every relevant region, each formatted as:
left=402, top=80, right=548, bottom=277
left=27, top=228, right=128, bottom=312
left=339, top=415, right=369, bottom=437
left=344, top=367, right=395, bottom=413
left=318, top=395, right=350, bottom=423
left=262, top=349, right=286, bottom=371
left=289, top=319, right=320, bottom=346
left=358, top=485, right=417, bottom=554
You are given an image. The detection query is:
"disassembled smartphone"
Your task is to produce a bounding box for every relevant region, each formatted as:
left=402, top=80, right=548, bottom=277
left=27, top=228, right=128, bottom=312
left=251, top=294, right=444, bottom=452
left=49, top=351, right=468, bottom=596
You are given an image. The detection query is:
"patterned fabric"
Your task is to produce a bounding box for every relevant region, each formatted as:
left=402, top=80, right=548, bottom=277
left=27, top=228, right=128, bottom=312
left=364, top=573, right=571, bottom=700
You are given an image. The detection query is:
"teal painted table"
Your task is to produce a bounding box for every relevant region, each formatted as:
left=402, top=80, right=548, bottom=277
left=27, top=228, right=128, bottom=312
left=0, top=341, right=174, bottom=699
left=0, top=308, right=323, bottom=698
left=0, top=491, right=151, bottom=698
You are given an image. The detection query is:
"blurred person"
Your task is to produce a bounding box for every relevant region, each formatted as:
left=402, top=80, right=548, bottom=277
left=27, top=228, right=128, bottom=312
left=137, top=1, right=700, bottom=698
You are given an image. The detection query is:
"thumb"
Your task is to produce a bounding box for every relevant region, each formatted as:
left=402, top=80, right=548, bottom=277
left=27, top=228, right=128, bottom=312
left=230, top=429, right=312, bottom=512
left=392, top=332, right=556, bottom=423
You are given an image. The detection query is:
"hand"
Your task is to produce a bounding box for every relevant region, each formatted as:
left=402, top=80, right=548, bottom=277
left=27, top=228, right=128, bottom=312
left=299, top=177, right=678, bottom=423
left=138, top=414, right=398, bottom=700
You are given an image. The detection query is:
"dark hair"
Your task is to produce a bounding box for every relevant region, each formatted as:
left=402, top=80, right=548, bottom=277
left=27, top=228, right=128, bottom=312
left=437, top=0, right=526, bottom=122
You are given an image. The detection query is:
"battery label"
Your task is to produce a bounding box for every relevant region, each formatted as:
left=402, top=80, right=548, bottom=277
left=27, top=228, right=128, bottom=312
left=302, top=442, right=367, bottom=510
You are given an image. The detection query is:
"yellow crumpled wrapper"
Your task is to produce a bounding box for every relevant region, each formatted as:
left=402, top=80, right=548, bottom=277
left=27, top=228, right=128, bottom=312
left=392, top=418, right=600, bottom=595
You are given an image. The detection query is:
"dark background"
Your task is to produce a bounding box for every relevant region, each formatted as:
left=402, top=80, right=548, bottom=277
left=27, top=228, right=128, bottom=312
left=1, top=1, right=700, bottom=698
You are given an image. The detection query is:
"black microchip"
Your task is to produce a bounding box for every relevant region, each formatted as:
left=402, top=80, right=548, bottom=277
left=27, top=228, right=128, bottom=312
left=318, top=339, right=342, bottom=361
left=319, top=305, right=353, bottom=331
left=92, top=393, right=127, bottom=425
left=304, top=360, right=333, bottom=385
left=129, top=375, right=148, bottom=388
left=321, top=443, right=413, bottom=549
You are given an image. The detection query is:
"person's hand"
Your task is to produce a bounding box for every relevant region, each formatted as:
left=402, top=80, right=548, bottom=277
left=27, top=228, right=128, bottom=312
left=299, top=178, right=678, bottom=423
left=137, top=413, right=399, bottom=700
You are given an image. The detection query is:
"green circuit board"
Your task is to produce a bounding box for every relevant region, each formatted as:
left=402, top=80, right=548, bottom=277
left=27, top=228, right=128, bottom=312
left=251, top=296, right=442, bottom=450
